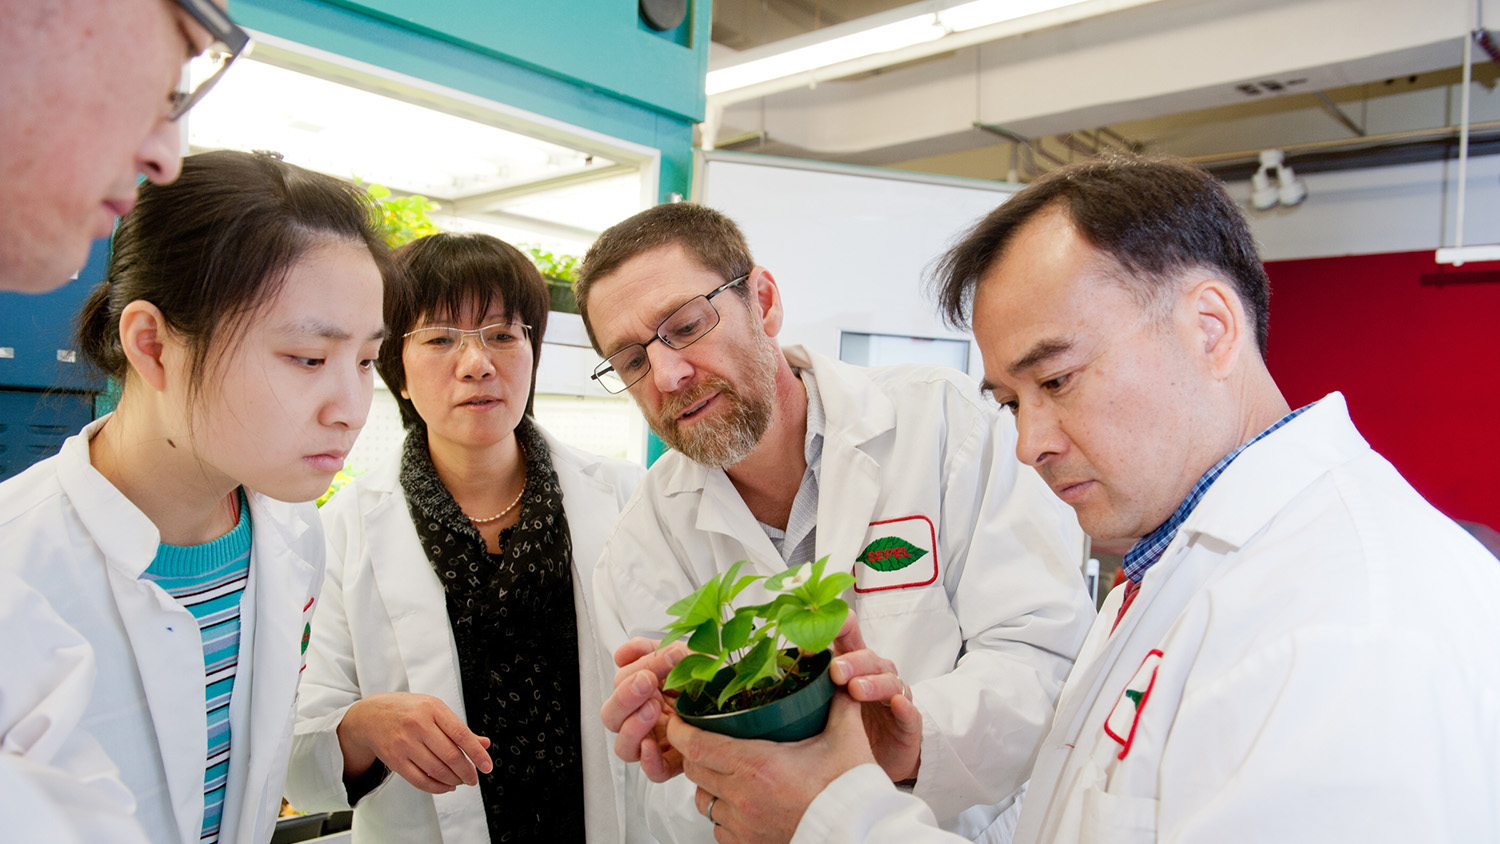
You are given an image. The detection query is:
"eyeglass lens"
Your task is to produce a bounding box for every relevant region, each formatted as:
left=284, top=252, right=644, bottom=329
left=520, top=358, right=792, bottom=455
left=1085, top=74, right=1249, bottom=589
left=597, top=296, right=720, bottom=392
left=169, top=0, right=251, bottom=121
left=408, top=324, right=530, bottom=355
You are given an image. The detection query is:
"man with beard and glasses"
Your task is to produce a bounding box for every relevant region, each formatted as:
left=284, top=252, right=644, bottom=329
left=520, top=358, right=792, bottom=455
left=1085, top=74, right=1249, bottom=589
left=576, top=202, right=1095, bottom=844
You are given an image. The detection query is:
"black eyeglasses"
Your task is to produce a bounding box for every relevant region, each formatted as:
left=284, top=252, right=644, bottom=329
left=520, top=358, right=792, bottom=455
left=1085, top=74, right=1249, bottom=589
left=591, top=274, right=748, bottom=393
left=169, top=0, right=252, bottom=121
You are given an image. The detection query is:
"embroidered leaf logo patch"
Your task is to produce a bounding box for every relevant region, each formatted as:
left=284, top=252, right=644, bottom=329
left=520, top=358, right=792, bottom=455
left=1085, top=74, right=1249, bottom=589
left=301, top=623, right=311, bottom=656
left=857, top=536, right=927, bottom=572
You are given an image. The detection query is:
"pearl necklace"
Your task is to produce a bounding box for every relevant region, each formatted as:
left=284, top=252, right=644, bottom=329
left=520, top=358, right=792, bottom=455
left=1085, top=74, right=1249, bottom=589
left=467, top=481, right=526, bottom=525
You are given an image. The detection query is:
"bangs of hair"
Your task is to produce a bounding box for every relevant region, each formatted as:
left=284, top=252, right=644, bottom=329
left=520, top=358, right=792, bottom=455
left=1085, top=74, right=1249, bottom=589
left=414, top=272, right=518, bottom=330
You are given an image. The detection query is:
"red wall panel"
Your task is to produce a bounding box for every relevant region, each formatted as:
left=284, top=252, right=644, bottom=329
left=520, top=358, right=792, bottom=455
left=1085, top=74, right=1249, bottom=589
left=1264, top=250, right=1500, bottom=531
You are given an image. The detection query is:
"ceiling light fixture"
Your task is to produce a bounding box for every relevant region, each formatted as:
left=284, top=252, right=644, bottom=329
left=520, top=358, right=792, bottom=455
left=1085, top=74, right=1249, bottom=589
left=1249, top=149, right=1307, bottom=211
left=706, top=15, right=946, bottom=96
left=706, top=0, right=1164, bottom=102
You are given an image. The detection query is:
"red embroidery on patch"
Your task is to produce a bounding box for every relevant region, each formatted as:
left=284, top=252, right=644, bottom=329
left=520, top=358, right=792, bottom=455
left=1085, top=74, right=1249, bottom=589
left=1102, top=649, right=1163, bottom=760
left=853, top=515, right=939, bottom=592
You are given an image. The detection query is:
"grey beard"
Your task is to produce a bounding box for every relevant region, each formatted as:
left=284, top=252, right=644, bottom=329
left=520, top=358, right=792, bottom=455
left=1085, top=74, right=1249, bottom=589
left=654, top=336, right=779, bottom=468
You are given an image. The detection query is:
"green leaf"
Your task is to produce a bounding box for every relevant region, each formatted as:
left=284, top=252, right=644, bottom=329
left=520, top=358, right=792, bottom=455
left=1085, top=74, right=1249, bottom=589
left=664, top=653, right=717, bottom=692
left=814, top=571, right=855, bottom=606
left=764, top=562, right=809, bottom=592
left=665, top=579, right=720, bottom=628
left=664, top=581, right=707, bottom=618
left=855, top=536, right=928, bottom=572
left=687, top=618, right=722, bottom=655
left=757, top=593, right=799, bottom=620
left=722, top=607, right=757, bottom=652
left=716, top=561, right=748, bottom=605
left=736, top=638, right=783, bottom=688
left=690, top=654, right=726, bottom=682
left=716, top=671, right=751, bottom=708
left=777, top=599, right=849, bottom=654
left=772, top=599, right=801, bottom=622
left=726, top=574, right=761, bottom=603
left=809, top=555, right=828, bottom=582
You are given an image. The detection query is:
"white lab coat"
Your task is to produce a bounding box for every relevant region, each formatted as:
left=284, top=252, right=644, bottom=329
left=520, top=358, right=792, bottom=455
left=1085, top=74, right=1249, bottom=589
left=0, top=571, right=151, bottom=844
left=0, top=416, right=326, bottom=844
left=594, top=346, right=1093, bottom=844
left=283, top=425, right=653, bottom=844
left=791, top=393, right=1500, bottom=844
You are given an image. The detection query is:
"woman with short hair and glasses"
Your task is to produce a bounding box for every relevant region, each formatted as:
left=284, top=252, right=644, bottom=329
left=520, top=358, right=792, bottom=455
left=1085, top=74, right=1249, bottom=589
left=285, top=233, right=650, bottom=844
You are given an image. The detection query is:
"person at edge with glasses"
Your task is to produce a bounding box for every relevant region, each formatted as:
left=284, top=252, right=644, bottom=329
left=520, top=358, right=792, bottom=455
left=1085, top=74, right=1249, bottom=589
left=0, top=0, right=248, bottom=294
left=580, top=203, right=1095, bottom=844
left=284, top=233, right=652, bottom=844
left=1, top=3, right=249, bottom=844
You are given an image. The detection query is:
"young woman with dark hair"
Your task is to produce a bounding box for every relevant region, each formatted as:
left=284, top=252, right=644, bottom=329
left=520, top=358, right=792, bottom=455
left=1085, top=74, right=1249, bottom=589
left=0, top=149, right=391, bottom=844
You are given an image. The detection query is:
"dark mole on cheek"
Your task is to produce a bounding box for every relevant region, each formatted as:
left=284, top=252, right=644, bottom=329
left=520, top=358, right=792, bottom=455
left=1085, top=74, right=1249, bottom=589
left=167, top=439, right=176, bottom=448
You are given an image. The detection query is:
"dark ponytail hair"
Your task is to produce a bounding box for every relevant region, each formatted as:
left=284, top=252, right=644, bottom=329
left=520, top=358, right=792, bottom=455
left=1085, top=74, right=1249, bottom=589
left=382, top=232, right=549, bottom=427
left=77, top=149, right=394, bottom=401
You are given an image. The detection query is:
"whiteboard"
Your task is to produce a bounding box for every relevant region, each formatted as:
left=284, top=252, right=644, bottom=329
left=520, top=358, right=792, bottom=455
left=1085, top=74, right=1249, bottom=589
left=695, top=151, right=1015, bottom=379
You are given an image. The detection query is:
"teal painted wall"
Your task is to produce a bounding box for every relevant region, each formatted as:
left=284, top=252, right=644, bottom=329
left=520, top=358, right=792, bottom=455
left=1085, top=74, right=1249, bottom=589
left=323, top=0, right=705, bottom=120
left=232, top=0, right=706, bottom=201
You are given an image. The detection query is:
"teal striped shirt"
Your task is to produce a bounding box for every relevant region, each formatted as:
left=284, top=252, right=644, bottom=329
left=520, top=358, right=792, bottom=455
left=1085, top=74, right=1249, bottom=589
left=141, top=491, right=252, bottom=844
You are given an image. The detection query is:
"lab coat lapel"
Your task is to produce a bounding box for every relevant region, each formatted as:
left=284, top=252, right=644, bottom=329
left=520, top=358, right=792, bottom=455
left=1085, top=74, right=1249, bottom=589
left=815, top=444, right=881, bottom=569
left=65, top=431, right=204, bottom=844
left=366, top=488, right=466, bottom=713
left=362, top=457, right=487, bottom=839
left=227, top=494, right=321, bottom=844
left=102, top=556, right=206, bottom=844
left=792, top=347, right=894, bottom=568
left=690, top=465, right=786, bottom=577
left=548, top=430, right=613, bottom=627
left=1017, top=535, right=1224, bottom=844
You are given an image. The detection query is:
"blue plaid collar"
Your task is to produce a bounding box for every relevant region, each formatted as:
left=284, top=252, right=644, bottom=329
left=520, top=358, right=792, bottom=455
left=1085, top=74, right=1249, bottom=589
left=1122, top=404, right=1310, bottom=583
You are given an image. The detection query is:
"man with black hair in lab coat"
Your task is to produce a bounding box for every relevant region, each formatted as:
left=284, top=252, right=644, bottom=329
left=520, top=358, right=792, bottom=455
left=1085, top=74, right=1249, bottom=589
left=661, top=156, right=1500, bottom=844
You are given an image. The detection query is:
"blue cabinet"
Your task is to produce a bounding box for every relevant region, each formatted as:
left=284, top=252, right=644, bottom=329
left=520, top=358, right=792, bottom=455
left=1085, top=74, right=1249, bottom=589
left=0, top=237, right=108, bottom=480
left=0, top=391, right=95, bottom=481
left=0, top=238, right=108, bottom=392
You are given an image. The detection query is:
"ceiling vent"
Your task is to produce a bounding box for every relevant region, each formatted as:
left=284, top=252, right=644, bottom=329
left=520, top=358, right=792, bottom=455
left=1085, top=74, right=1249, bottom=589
left=1234, top=78, right=1309, bottom=97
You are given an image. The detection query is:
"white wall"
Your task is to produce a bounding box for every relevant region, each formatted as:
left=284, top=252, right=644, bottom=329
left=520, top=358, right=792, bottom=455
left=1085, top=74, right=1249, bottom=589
left=1228, top=154, right=1500, bottom=261
left=697, top=153, right=1014, bottom=378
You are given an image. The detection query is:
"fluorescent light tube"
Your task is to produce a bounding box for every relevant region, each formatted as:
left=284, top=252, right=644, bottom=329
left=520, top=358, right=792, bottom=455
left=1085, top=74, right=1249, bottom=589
left=707, top=0, right=1125, bottom=97
left=706, top=15, right=945, bottom=96
left=938, top=0, right=1092, bottom=33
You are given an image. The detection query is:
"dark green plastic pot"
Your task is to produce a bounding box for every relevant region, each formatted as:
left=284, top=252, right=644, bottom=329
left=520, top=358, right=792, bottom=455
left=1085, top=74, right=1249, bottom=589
left=674, top=650, right=834, bottom=742
left=546, top=278, right=578, bottom=313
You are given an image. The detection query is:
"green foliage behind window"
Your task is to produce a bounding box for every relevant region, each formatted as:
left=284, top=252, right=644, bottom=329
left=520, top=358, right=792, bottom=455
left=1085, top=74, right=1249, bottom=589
left=363, top=182, right=440, bottom=248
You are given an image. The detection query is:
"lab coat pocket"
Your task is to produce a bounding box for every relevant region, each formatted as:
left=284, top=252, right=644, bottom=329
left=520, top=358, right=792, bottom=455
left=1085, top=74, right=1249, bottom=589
left=1079, top=784, right=1157, bottom=844
left=850, top=583, right=960, bottom=683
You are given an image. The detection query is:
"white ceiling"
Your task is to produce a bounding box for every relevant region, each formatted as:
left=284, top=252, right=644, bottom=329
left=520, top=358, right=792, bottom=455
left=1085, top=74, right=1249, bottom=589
left=186, top=50, right=651, bottom=255
left=710, top=0, right=1500, bottom=181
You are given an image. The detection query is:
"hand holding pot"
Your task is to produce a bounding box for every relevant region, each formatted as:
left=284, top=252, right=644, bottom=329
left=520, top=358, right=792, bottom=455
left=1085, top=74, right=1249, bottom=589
left=337, top=692, right=492, bottom=794
left=601, top=637, right=688, bottom=782
left=830, top=617, right=924, bottom=783
left=671, top=691, right=875, bottom=844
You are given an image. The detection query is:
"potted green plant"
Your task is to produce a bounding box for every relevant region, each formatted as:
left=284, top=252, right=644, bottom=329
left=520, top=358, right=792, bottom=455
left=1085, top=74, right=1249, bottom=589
left=521, top=244, right=582, bottom=313
left=660, top=556, right=854, bottom=741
